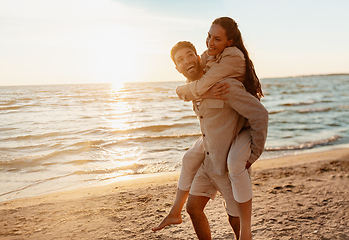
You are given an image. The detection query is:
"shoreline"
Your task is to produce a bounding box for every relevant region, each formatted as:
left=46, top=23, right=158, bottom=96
left=1, top=147, right=349, bottom=239
left=2, top=143, right=349, bottom=205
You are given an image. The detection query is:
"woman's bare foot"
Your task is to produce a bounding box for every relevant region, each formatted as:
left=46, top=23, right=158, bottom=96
left=152, top=188, right=189, bottom=231
left=152, top=213, right=182, bottom=231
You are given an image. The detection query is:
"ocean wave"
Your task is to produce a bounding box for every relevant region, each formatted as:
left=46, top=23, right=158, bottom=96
left=111, top=123, right=196, bottom=134
left=110, top=96, right=166, bottom=102
left=103, top=133, right=201, bottom=146
left=73, top=163, right=145, bottom=175
left=0, top=172, right=76, bottom=198
left=0, top=127, right=17, bottom=132
left=339, top=105, right=349, bottom=110
left=281, top=101, right=315, bottom=106
left=168, top=95, right=179, bottom=99
left=266, top=135, right=341, bottom=151
left=18, top=97, right=36, bottom=101
left=62, top=159, right=106, bottom=166
left=0, top=152, right=62, bottom=170
left=320, top=100, right=333, bottom=103
left=138, top=133, right=201, bottom=141
left=179, top=115, right=198, bottom=120
left=0, top=101, right=42, bottom=111
left=298, top=107, right=332, bottom=113
left=268, top=110, right=285, bottom=114
left=0, top=142, right=104, bottom=169
left=2, top=131, right=65, bottom=141
left=0, top=105, right=24, bottom=111
left=0, top=100, right=17, bottom=106
left=0, top=141, right=62, bottom=153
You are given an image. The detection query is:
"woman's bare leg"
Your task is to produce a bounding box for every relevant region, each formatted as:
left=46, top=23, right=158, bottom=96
left=237, top=199, right=252, bottom=240
left=227, top=129, right=253, bottom=239
left=152, top=188, right=189, bottom=231
left=228, top=215, right=240, bottom=240
left=152, top=137, right=204, bottom=231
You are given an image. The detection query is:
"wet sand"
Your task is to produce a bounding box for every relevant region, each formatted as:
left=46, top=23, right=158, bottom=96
left=1, top=148, right=349, bottom=239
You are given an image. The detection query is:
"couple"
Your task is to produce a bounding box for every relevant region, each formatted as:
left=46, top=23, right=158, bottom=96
left=153, top=17, right=268, bottom=240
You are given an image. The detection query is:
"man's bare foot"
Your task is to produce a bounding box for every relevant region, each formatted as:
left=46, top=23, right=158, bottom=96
left=239, top=231, right=253, bottom=240
left=152, top=213, right=182, bottom=231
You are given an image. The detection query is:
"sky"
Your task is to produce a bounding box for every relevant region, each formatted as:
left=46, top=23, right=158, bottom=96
left=0, top=0, right=348, bottom=86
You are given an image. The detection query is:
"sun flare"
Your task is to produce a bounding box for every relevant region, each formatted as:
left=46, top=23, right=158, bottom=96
left=88, top=25, right=146, bottom=85
left=94, top=47, right=142, bottom=84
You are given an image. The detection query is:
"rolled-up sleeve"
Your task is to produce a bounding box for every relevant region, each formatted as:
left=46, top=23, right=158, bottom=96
left=176, top=83, right=194, bottom=101
left=191, top=52, right=245, bottom=96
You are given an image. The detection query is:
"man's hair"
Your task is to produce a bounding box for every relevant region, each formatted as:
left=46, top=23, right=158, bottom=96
left=170, top=41, right=197, bottom=65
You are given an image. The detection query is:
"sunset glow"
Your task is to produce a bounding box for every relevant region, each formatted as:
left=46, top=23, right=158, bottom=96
left=0, top=0, right=348, bottom=86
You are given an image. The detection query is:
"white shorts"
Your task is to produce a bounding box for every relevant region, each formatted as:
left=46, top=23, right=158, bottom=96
left=189, top=164, right=239, bottom=217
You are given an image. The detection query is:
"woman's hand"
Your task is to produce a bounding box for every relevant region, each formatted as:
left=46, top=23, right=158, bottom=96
left=201, top=82, right=230, bottom=100
left=245, top=161, right=252, bottom=170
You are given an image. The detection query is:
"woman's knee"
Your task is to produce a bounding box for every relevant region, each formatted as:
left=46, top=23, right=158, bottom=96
left=228, top=147, right=251, bottom=175
left=228, top=158, right=249, bottom=176
left=182, top=151, right=204, bottom=172
left=227, top=146, right=251, bottom=175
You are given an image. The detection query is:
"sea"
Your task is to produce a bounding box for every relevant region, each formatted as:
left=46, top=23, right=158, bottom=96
left=1, top=74, right=349, bottom=202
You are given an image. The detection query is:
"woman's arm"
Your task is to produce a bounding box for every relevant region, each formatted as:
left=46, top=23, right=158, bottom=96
left=176, top=47, right=245, bottom=100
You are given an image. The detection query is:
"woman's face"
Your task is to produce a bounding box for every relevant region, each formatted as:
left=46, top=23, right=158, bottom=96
left=206, top=24, right=233, bottom=56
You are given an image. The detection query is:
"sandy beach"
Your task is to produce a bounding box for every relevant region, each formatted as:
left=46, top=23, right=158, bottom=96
left=1, top=148, right=349, bottom=240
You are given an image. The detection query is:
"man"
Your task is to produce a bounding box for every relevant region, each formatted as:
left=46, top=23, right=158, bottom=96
left=171, top=41, right=268, bottom=240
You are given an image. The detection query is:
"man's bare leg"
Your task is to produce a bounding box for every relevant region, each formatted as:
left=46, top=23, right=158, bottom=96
left=152, top=188, right=189, bottom=231
left=237, top=198, right=252, bottom=240
left=228, top=215, right=240, bottom=240
left=186, top=194, right=211, bottom=240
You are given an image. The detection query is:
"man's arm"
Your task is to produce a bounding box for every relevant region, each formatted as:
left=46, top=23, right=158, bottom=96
left=176, top=82, right=230, bottom=101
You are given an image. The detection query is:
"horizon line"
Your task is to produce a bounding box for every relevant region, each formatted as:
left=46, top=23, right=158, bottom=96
left=1, top=73, right=349, bottom=87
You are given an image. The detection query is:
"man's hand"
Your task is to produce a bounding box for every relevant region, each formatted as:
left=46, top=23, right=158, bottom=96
left=201, top=82, right=230, bottom=100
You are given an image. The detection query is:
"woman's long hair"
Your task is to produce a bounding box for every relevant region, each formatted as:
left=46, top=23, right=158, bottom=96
left=212, top=17, right=264, bottom=99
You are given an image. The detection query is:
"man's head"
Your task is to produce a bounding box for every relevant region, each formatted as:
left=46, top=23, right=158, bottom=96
left=170, top=41, right=203, bottom=81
